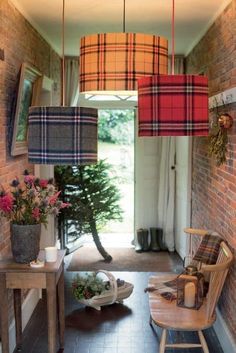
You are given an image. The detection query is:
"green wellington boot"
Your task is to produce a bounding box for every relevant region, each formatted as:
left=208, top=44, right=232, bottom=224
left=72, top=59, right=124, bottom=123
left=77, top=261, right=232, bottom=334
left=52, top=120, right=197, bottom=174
left=135, top=228, right=149, bottom=252
left=142, top=229, right=149, bottom=251
left=135, top=229, right=144, bottom=253
left=150, top=228, right=161, bottom=251
left=157, top=228, right=168, bottom=251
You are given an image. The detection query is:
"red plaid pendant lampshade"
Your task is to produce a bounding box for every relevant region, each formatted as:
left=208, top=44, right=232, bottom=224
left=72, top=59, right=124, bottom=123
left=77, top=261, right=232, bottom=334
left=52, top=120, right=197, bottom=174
left=79, top=33, right=168, bottom=95
left=138, top=74, right=209, bottom=136
left=28, top=106, right=98, bottom=165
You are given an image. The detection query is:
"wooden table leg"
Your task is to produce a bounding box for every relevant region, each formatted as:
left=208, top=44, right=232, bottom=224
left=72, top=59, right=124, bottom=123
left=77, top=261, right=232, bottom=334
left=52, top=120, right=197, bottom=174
left=0, top=274, right=9, bottom=353
left=13, top=289, right=22, bottom=350
left=57, top=268, right=65, bottom=349
left=46, top=273, right=57, bottom=353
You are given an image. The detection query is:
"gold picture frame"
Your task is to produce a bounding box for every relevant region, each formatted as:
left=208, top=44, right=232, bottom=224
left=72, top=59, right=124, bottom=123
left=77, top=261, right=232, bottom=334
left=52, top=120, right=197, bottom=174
left=11, top=63, right=42, bottom=156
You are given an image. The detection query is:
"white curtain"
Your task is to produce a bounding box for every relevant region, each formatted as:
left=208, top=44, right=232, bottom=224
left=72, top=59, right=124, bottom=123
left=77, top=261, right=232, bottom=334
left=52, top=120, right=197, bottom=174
left=157, top=55, right=185, bottom=251
left=168, top=54, right=185, bottom=75
left=65, top=58, right=79, bottom=106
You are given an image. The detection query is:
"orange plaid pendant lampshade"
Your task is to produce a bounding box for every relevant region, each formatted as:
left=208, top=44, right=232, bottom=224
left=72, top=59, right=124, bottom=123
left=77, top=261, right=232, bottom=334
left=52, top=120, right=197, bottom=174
left=79, top=33, right=168, bottom=95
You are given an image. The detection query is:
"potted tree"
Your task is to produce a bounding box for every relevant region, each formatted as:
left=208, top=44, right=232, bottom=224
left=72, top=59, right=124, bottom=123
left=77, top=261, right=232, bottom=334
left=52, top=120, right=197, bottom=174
left=55, top=160, right=123, bottom=262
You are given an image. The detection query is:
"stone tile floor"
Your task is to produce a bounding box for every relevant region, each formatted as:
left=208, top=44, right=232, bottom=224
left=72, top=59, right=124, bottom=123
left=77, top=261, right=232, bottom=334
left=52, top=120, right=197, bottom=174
left=15, top=268, right=223, bottom=353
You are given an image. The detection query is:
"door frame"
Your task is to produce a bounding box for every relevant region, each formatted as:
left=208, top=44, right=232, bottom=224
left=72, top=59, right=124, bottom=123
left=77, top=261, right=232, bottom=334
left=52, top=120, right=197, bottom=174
left=174, top=137, right=192, bottom=259
left=78, top=96, right=193, bottom=255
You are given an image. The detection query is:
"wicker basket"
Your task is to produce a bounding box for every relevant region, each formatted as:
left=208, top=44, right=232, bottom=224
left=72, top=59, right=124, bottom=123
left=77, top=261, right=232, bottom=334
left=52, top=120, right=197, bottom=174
left=78, top=270, right=134, bottom=311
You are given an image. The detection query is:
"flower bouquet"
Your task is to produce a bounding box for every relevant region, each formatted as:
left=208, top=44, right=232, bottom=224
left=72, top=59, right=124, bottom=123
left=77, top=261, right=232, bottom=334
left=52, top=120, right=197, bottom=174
left=72, top=270, right=134, bottom=310
left=0, top=170, right=70, bottom=263
left=0, top=170, right=69, bottom=225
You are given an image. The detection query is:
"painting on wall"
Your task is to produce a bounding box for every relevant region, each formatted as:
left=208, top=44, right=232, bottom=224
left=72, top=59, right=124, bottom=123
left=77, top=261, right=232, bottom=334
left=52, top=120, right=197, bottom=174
left=11, top=63, right=42, bottom=156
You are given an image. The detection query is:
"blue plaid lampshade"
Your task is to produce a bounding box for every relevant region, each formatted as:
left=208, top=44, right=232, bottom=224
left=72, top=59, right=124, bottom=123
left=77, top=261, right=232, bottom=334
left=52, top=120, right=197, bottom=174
left=28, top=106, right=98, bottom=165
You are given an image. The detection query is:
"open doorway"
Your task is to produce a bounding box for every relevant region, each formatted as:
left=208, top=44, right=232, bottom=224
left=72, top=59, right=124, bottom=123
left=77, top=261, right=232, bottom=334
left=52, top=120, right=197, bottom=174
left=58, top=91, right=191, bottom=259
left=98, top=109, right=134, bottom=247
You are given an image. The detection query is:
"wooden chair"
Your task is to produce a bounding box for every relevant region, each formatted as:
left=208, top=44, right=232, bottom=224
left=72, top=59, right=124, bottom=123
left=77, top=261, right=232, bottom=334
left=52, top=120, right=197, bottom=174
left=148, top=228, right=233, bottom=353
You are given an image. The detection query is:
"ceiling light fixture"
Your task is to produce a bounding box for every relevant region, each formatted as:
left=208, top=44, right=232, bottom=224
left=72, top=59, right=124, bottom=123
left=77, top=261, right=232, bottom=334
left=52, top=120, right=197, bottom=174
left=28, top=0, right=98, bottom=165
left=138, top=0, right=209, bottom=137
left=79, top=0, right=169, bottom=97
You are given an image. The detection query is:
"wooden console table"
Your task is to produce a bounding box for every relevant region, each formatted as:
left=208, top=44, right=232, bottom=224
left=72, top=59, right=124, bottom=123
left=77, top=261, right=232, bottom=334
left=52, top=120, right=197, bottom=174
left=0, top=250, right=66, bottom=353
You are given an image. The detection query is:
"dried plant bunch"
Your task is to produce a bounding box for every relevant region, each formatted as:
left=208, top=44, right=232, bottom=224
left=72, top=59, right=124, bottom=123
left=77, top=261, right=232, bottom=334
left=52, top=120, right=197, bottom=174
left=208, top=122, right=228, bottom=166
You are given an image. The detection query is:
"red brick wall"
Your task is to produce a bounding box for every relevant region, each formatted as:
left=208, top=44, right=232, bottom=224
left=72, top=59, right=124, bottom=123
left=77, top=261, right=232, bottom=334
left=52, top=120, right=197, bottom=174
left=0, top=0, right=61, bottom=256
left=186, top=0, right=236, bottom=340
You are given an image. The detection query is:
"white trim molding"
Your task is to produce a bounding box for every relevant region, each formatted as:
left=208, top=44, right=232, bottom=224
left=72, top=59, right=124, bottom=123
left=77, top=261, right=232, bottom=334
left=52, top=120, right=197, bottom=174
left=209, top=87, right=236, bottom=109
left=0, top=289, right=40, bottom=353
left=214, top=307, right=236, bottom=353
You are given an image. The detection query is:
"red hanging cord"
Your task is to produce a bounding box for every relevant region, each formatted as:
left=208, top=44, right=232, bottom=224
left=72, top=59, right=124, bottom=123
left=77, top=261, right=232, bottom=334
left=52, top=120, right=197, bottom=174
left=123, top=0, right=126, bottom=33
left=171, top=0, right=175, bottom=75
left=62, top=0, right=65, bottom=106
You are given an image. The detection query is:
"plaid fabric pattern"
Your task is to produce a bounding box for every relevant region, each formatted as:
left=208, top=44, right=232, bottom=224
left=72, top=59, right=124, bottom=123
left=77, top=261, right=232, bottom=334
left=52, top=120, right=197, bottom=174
left=138, top=74, right=209, bottom=136
left=28, top=106, right=98, bottom=165
left=163, top=278, right=178, bottom=290
left=193, top=233, right=222, bottom=265
left=145, top=278, right=178, bottom=302
left=80, top=33, right=168, bottom=93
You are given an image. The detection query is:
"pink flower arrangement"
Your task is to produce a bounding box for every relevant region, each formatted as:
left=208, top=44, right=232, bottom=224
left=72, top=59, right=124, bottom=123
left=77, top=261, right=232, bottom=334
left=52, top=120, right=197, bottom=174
left=0, top=170, right=70, bottom=225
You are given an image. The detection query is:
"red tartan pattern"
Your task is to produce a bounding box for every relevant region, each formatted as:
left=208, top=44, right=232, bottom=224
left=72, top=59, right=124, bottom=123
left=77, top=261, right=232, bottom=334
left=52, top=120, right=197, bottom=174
left=80, top=33, right=168, bottom=93
left=138, top=74, right=209, bottom=136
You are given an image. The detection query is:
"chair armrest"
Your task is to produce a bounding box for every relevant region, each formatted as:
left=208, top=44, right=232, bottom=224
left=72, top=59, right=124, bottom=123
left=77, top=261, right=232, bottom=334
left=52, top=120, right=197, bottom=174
left=184, top=228, right=208, bottom=237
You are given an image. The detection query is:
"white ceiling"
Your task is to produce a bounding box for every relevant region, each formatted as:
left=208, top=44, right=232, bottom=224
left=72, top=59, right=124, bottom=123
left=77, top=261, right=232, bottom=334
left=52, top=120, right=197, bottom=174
left=10, top=0, right=232, bottom=56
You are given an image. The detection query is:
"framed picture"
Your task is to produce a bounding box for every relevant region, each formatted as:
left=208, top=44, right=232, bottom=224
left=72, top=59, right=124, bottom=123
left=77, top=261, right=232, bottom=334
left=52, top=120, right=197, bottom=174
left=11, top=63, right=42, bottom=156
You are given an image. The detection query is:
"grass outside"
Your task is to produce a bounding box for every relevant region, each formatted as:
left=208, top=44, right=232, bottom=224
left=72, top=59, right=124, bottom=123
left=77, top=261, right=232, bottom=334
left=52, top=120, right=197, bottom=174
left=98, top=141, right=134, bottom=234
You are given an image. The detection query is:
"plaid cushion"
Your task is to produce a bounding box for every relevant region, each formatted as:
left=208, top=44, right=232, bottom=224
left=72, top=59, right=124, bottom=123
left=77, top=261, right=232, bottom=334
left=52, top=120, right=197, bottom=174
left=28, top=106, right=98, bottom=165
left=138, top=74, right=209, bottom=136
left=193, top=233, right=222, bottom=265
left=80, top=33, right=168, bottom=92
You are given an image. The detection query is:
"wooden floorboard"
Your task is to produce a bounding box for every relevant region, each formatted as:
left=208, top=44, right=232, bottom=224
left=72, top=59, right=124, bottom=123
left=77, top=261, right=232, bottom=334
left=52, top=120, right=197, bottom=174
left=13, top=255, right=224, bottom=353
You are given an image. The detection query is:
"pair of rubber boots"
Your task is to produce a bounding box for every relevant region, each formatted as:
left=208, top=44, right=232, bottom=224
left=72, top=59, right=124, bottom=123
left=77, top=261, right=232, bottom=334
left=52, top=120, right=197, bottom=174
left=135, top=228, right=167, bottom=252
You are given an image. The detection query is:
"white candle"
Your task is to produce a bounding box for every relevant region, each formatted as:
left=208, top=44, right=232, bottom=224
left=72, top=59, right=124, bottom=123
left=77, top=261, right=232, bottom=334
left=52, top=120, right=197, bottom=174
left=45, top=246, right=57, bottom=262
left=184, top=282, right=196, bottom=308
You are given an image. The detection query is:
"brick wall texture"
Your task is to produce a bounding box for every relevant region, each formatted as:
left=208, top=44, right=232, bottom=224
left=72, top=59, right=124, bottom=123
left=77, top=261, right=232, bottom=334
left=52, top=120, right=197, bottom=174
left=0, top=0, right=236, bottom=345
left=186, top=0, right=236, bottom=341
left=0, top=0, right=61, bottom=256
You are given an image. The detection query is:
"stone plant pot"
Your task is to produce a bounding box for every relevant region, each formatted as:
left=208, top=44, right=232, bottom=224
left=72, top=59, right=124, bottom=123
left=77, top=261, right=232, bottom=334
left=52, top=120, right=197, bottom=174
left=10, top=224, right=41, bottom=263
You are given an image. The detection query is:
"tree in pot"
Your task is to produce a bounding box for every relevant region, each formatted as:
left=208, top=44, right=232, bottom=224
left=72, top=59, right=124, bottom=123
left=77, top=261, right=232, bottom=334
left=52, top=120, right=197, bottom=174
left=55, top=160, right=123, bottom=262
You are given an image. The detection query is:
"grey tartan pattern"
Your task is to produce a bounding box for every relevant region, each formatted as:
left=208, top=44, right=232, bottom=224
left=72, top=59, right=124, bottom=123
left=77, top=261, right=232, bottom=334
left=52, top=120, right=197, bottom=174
left=28, top=106, right=98, bottom=165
